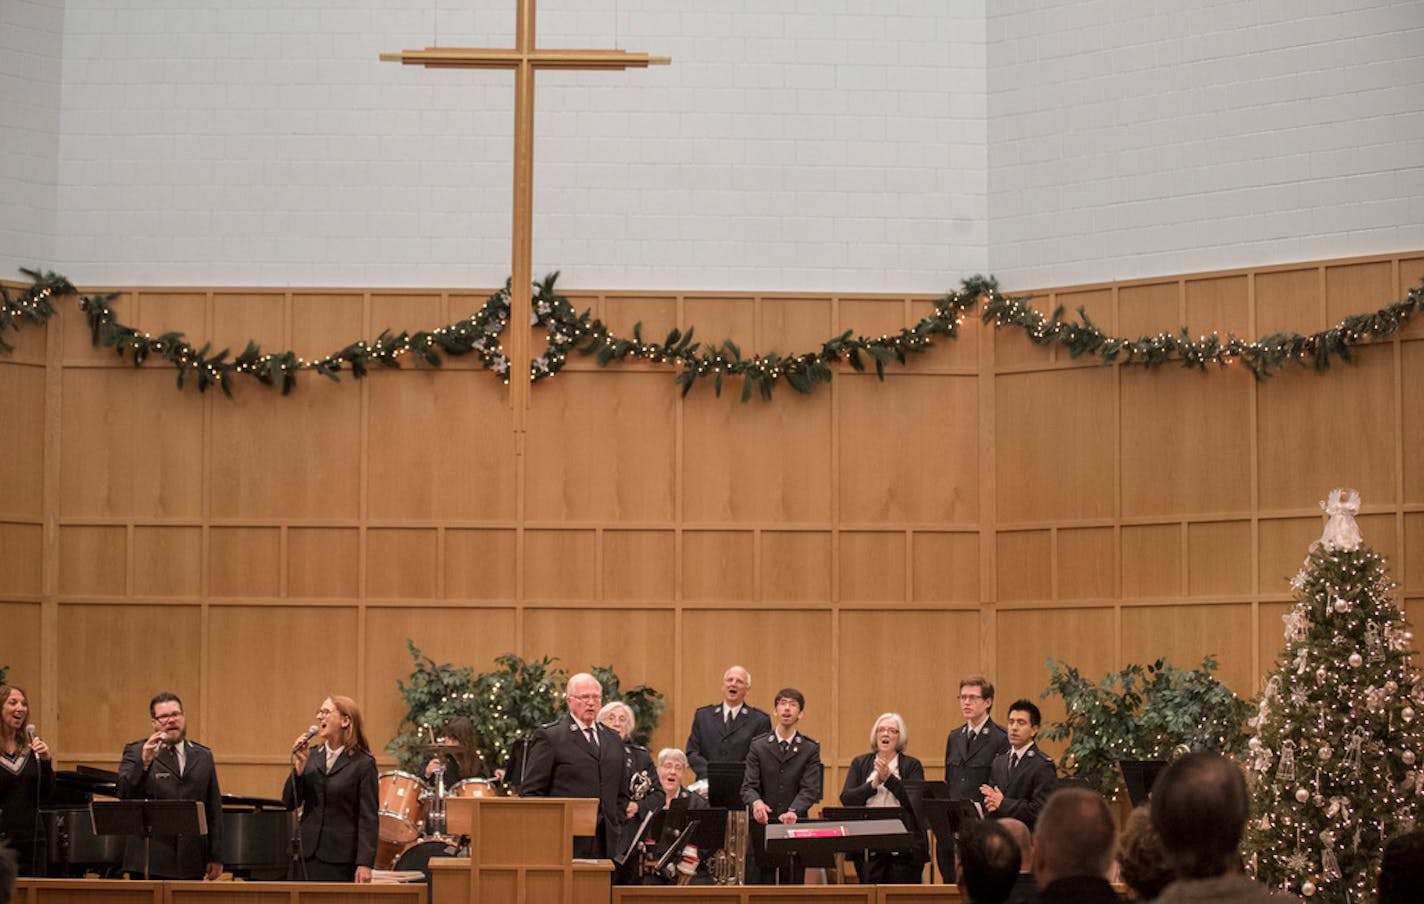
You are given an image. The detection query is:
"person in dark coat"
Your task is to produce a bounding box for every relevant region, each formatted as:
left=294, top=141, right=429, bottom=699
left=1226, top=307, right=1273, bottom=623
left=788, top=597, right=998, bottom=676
left=685, top=665, right=772, bottom=784
left=980, top=700, right=1056, bottom=830
left=956, top=818, right=1022, bottom=904
left=840, top=712, right=927, bottom=883
left=116, top=692, right=224, bottom=879
left=942, top=675, right=1010, bottom=878
left=520, top=673, right=629, bottom=860
left=1032, top=788, right=1122, bottom=904
left=0, top=685, right=53, bottom=878
left=283, top=695, right=379, bottom=882
left=740, top=687, right=822, bottom=884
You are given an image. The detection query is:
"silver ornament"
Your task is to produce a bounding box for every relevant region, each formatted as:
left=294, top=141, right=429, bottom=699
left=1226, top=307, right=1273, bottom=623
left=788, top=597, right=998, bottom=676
left=1301, top=880, right=1316, bottom=897
left=1404, top=749, right=1417, bottom=766
left=1318, top=746, right=1332, bottom=761
left=1348, top=653, right=1363, bottom=667
left=1405, top=707, right=1416, bottom=723
left=1333, top=598, right=1348, bottom=613
left=1386, top=680, right=1399, bottom=694
left=1295, top=787, right=1310, bottom=803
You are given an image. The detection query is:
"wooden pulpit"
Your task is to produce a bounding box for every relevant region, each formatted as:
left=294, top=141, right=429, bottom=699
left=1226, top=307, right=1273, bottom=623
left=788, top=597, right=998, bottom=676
left=431, top=796, right=613, bottom=904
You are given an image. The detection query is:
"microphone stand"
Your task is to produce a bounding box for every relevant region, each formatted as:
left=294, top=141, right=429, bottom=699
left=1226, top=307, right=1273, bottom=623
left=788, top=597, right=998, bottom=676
left=31, top=733, right=47, bottom=876
left=287, top=747, right=309, bottom=881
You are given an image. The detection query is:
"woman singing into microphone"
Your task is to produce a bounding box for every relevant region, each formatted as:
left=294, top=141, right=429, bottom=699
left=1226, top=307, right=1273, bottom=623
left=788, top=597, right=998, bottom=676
left=283, top=696, right=378, bottom=882
left=0, top=684, right=53, bottom=877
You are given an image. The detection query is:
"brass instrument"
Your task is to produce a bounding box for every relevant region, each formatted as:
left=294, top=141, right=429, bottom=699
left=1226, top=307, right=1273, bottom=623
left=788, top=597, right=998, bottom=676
left=707, top=808, right=748, bottom=885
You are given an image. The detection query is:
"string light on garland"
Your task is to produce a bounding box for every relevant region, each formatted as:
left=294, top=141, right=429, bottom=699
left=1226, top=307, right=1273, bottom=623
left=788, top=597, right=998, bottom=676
left=5, top=267, right=1423, bottom=400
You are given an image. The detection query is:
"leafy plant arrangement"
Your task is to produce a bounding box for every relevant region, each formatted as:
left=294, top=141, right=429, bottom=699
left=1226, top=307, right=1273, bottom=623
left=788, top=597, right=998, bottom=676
left=386, top=643, right=665, bottom=777
left=386, top=641, right=482, bottom=775
left=1042, top=655, right=1254, bottom=798
left=0, top=664, right=9, bottom=685
left=591, top=664, right=665, bottom=748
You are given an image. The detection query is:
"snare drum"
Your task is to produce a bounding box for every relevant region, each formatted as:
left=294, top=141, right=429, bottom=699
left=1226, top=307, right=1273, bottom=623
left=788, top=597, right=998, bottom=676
left=377, top=771, right=428, bottom=843
left=448, top=777, right=500, bottom=799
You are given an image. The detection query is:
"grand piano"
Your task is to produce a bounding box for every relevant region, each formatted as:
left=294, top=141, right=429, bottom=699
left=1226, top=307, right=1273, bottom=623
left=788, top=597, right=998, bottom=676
left=44, top=765, right=294, bottom=879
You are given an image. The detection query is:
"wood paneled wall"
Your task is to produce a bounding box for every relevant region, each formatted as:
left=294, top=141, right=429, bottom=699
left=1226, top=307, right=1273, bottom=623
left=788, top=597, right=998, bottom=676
left=3, top=252, right=1422, bottom=800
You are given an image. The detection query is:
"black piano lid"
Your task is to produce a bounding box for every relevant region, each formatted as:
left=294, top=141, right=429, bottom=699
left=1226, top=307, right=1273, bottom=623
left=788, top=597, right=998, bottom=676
left=221, top=794, right=289, bottom=811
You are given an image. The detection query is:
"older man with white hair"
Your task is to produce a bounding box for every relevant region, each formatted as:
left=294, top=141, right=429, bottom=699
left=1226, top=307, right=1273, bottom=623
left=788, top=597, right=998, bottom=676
left=686, top=665, right=772, bottom=784
left=520, top=673, right=629, bottom=859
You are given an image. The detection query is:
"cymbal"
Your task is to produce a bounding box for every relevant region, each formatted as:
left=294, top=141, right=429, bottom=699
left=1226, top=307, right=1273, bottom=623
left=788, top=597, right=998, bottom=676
left=412, top=741, right=469, bottom=753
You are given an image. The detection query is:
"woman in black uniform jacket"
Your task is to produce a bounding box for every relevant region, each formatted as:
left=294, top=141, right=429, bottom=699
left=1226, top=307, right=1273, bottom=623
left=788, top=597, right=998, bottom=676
left=283, top=695, right=379, bottom=882
left=0, top=685, right=54, bottom=877
left=840, top=712, right=928, bottom=884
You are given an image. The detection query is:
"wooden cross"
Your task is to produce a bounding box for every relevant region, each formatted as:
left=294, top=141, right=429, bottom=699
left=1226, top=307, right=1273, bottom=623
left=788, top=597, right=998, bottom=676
left=382, top=1, right=669, bottom=443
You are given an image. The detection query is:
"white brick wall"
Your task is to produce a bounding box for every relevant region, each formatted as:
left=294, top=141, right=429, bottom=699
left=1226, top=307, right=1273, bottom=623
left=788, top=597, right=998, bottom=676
left=986, top=0, right=1424, bottom=287
left=3, top=1, right=1420, bottom=292
left=0, top=0, right=64, bottom=270
left=17, top=0, right=986, bottom=291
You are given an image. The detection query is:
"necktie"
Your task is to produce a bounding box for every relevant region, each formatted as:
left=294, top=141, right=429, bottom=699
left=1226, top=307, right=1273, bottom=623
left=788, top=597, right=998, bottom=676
left=1011, top=752, right=1020, bottom=771
left=724, top=709, right=732, bottom=726
left=779, top=740, right=790, bottom=756
left=176, top=742, right=186, bottom=775
left=585, top=727, right=598, bottom=748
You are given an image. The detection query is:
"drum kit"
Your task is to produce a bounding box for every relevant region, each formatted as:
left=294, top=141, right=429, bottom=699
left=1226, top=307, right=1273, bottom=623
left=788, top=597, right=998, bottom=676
left=374, top=741, right=501, bottom=871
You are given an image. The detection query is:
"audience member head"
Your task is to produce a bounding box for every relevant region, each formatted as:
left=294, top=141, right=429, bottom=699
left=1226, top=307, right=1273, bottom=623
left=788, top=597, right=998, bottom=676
left=1150, top=752, right=1248, bottom=879
left=998, top=817, right=1033, bottom=872
left=870, top=712, right=908, bottom=753
left=956, top=818, right=1021, bottom=904
left=1033, top=787, right=1117, bottom=888
left=1379, top=829, right=1424, bottom=904
left=1117, top=804, right=1174, bottom=901
left=0, top=839, right=16, bottom=904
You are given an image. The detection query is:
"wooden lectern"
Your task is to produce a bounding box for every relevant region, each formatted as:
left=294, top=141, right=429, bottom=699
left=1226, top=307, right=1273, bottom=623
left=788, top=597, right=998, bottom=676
left=431, top=796, right=613, bottom=904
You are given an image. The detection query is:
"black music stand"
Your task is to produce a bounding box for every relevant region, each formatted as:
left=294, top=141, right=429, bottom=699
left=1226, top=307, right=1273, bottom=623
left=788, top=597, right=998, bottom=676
left=1120, top=760, right=1167, bottom=807
left=91, top=799, right=206, bottom=881
left=821, top=806, right=915, bottom=882
left=921, top=797, right=979, bottom=883
left=765, top=817, right=911, bottom=885
left=706, top=762, right=744, bottom=810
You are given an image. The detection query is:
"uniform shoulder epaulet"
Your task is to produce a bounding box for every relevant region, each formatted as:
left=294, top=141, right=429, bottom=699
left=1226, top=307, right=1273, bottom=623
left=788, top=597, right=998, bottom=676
left=540, top=719, right=561, bottom=730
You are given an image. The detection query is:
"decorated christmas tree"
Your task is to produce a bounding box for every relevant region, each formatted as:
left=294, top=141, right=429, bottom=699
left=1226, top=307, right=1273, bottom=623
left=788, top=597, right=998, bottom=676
left=1244, top=489, right=1423, bottom=901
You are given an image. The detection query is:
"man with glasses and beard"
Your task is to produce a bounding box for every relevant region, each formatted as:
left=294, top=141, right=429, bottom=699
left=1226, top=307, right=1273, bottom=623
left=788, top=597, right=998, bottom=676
left=117, top=692, right=224, bottom=880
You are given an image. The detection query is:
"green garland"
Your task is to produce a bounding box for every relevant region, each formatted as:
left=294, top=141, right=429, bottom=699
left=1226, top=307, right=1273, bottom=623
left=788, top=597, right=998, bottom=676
left=4, top=266, right=1422, bottom=400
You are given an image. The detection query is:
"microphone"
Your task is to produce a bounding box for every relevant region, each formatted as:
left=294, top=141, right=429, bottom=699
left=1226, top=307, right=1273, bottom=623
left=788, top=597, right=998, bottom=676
left=292, top=724, right=319, bottom=753
left=26, top=724, right=38, bottom=745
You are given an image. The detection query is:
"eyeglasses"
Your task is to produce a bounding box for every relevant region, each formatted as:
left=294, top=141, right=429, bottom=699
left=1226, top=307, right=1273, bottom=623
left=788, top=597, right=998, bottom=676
left=316, top=707, right=336, bottom=717
left=567, top=694, right=603, bottom=703
left=153, top=712, right=184, bottom=722
left=958, top=694, right=984, bottom=702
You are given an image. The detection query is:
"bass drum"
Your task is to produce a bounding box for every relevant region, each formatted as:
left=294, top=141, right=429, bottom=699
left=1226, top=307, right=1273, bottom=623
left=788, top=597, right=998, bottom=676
left=377, top=771, right=428, bottom=843
left=394, top=838, right=461, bottom=883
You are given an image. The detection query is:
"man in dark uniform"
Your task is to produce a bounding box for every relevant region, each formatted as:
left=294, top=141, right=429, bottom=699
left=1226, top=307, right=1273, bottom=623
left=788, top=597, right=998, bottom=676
left=980, top=700, right=1056, bottom=830
left=941, top=675, right=1010, bottom=878
left=740, top=687, right=822, bottom=884
left=116, top=692, right=223, bottom=880
left=685, top=665, right=772, bottom=784
left=520, top=673, right=629, bottom=859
